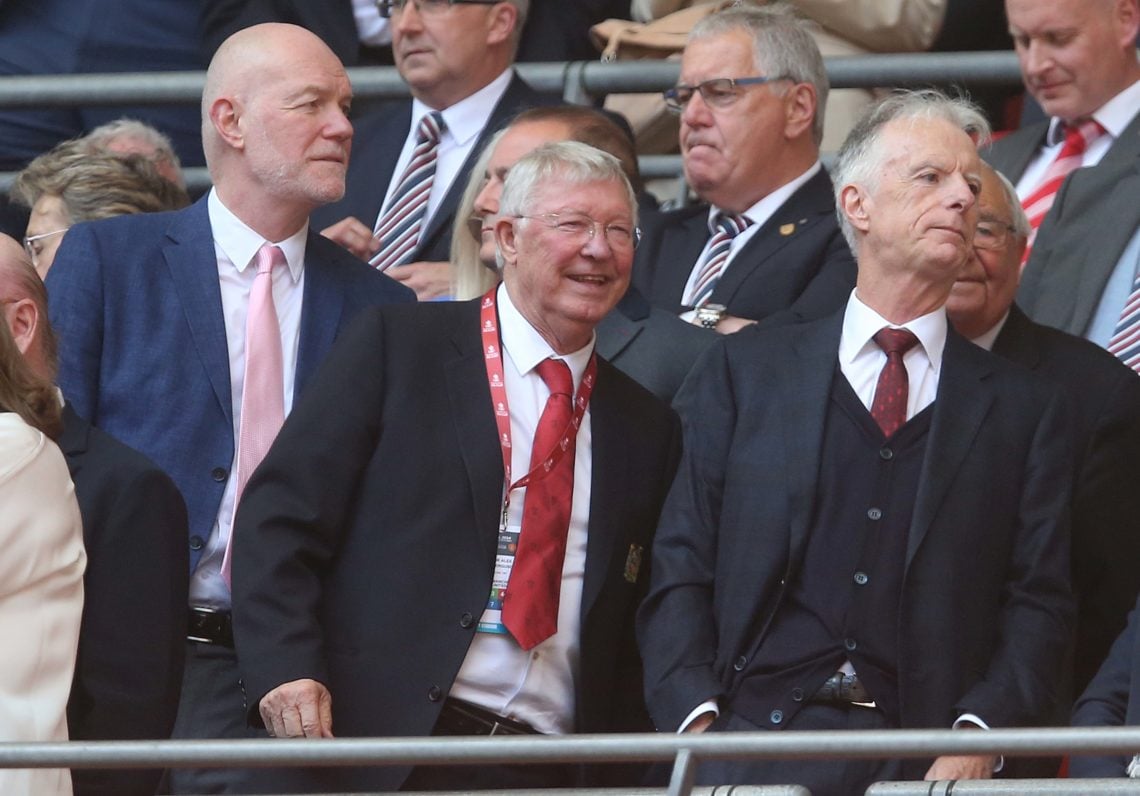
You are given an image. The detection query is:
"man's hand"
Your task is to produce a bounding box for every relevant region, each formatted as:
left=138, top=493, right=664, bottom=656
left=924, top=755, right=997, bottom=781
left=683, top=711, right=717, bottom=733
left=259, top=678, right=334, bottom=739
left=321, top=217, right=380, bottom=262
left=389, top=260, right=453, bottom=300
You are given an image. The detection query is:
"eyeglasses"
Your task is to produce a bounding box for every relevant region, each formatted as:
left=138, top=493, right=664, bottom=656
left=663, top=75, right=788, bottom=112
left=377, top=0, right=500, bottom=17
left=23, top=228, right=69, bottom=270
left=516, top=212, right=640, bottom=251
left=973, top=219, right=1018, bottom=252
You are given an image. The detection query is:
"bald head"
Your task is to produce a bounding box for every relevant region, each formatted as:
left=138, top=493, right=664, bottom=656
left=0, top=234, right=55, bottom=381
left=201, top=23, right=354, bottom=239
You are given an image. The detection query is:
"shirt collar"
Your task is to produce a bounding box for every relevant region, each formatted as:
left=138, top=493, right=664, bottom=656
left=1046, top=76, right=1140, bottom=144
left=207, top=189, right=307, bottom=282
left=970, top=310, right=1011, bottom=351
left=412, top=68, right=514, bottom=149
left=839, top=289, right=948, bottom=374
left=495, top=283, right=594, bottom=391
left=709, top=160, right=822, bottom=230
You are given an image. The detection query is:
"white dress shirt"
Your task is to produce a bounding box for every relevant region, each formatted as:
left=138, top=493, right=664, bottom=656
left=1015, top=78, right=1140, bottom=198
left=448, top=283, right=593, bottom=734
left=189, top=190, right=308, bottom=609
left=679, top=161, right=822, bottom=315
left=377, top=68, right=514, bottom=233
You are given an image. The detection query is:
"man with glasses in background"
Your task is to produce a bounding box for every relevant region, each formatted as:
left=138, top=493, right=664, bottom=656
left=632, top=3, right=855, bottom=334
left=313, top=0, right=548, bottom=301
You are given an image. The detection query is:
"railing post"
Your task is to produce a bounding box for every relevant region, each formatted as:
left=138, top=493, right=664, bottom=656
left=667, top=747, right=697, bottom=796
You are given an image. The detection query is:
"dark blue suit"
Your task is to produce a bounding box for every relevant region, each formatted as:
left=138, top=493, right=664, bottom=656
left=45, top=196, right=415, bottom=570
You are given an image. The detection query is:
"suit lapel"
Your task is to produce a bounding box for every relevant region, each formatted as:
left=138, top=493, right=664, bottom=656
left=992, top=305, right=1044, bottom=370
left=593, top=307, right=643, bottom=362
left=445, top=302, right=506, bottom=568
left=294, top=233, right=347, bottom=397
left=907, top=331, right=996, bottom=567
left=653, top=208, right=710, bottom=312
left=163, top=200, right=234, bottom=427
left=710, top=169, right=834, bottom=306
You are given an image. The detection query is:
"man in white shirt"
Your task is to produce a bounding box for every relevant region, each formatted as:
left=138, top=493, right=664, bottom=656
left=315, top=0, right=549, bottom=301
left=638, top=90, right=1074, bottom=795
left=231, top=142, right=680, bottom=792
left=631, top=3, right=856, bottom=334
left=45, top=23, right=414, bottom=794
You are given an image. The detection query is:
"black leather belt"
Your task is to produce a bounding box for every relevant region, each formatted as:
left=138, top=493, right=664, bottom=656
left=810, top=672, right=875, bottom=706
left=187, top=607, right=233, bottom=647
left=434, top=698, right=541, bottom=736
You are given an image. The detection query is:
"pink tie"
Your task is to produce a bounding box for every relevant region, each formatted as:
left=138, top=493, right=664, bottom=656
left=221, top=244, right=286, bottom=586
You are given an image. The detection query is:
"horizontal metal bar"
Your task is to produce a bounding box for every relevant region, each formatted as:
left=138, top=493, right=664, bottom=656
left=869, top=781, right=1140, bottom=795
left=1, top=727, right=1139, bottom=771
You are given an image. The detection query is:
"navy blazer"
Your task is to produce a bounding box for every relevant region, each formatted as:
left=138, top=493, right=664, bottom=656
left=638, top=312, right=1075, bottom=777
left=46, top=196, right=415, bottom=570
left=631, top=168, right=856, bottom=322
left=311, top=73, right=549, bottom=265
left=232, top=298, right=681, bottom=792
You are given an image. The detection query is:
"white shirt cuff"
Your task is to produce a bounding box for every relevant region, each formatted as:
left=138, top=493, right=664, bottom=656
left=678, top=700, right=719, bottom=733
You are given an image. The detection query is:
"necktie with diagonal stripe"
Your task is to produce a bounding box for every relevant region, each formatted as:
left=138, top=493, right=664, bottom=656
left=1020, top=118, right=1106, bottom=265
left=1108, top=269, right=1140, bottom=374
left=371, top=111, right=445, bottom=272
left=684, top=212, right=752, bottom=308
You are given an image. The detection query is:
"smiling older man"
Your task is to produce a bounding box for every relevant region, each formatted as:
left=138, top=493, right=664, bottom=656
left=232, top=141, right=680, bottom=793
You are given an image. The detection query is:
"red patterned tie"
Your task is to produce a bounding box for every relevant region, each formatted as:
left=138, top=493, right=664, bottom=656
left=1021, top=118, right=1106, bottom=264
left=503, top=358, right=576, bottom=650
left=371, top=111, right=445, bottom=272
left=870, top=328, right=919, bottom=438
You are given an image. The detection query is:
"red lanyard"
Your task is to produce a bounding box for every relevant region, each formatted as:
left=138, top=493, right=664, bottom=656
left=479, top=288, right=597, bottom=503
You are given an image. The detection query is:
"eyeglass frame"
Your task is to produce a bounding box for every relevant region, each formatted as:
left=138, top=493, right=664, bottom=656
left=972, top=217, right=1020, bottom=252
left=22, top=227, right=69, bottom=269
left=376, top=0, right=501, bottom=18
left=513, top=212, right=642, bottom=251
left=663, top=75, right=790, bottom=113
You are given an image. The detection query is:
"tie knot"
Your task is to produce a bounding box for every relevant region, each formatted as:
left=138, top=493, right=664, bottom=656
left=1061, top=118, right=1106, bottom=150
left=255, top=244, right=286, bottom=276
left=417, top=111, right=445, bottom=145
left=536, top=358, right=573, bottom=397
left=873, top=327, right=919, bottom=357
left=713, top=212, right=751, bottom=238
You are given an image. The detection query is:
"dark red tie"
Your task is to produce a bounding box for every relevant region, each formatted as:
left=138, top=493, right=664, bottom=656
left=870, top=328, right=919, bottom=438
left=503, top=358, right=576, bottom=650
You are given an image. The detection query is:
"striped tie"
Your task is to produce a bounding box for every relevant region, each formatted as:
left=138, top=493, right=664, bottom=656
left=685, top=212, right=752, bottom=308
left=1108, top=270, right=1140, bottom=374
left=1020, top=118, right=1106, bottom=265
left=371, top=111, right=445, bottom=272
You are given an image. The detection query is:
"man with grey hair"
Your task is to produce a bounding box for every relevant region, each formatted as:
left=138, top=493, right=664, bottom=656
left=632, top=2, right=855, bottom=334
left=81, top=117, right=186, bottom=188
left=232, top=141, right=680, bottom=792
left=314, top=0, right=549, bottom=301
left=946, top=162, right=1140, bottom=714
left=638, top=90, right=1074, bottom=793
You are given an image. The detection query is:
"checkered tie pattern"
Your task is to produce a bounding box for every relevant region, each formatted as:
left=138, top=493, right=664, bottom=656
left=221, top=244, right=286, bottom=587
left=870, top=328, right=919, bottom=438
left=371, top=111, right=445, bottom=272
left=502, top=358, right=576, bottom=651
left=1108, top=270, right=1140, bottom=373
left=684, top=212, right=752, bottom=308
left=1020, top=118, right=1106, bottom=264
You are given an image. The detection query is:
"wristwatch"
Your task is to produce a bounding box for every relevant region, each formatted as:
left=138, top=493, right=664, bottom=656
left=695, top=303, right=727, bottom=330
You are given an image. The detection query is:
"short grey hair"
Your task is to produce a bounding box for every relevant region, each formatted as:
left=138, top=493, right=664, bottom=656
left=987, top=165, right=1030, bottom=238
left=82, top=118, right=182, bottom=181
left=689, top=2, right=829, bottom=146
left=832, top=89, right=992, bottom=251
left=498, top=141, right=638, bottom=226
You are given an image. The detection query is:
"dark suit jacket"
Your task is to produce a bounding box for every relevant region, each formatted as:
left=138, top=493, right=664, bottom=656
left=596, top=286, right=716, bottom=403
left=311, top=73, right=549, bottom=264
left=631, top=168, right=856, bottom=322
left=984, top=109, right=1140, bottom=185
left=1071, top=594, right=1140, bottom=777
left=59, top=404, right=189, bottom=796
left=231, top=298, right=681, bottom=792
left=45, top=196, right=415, bottom=570
left=993, top=306, right=1140, bottom=697
left=637, top=312, right=1074, bottom=777
left=1018, top=157, right=1140, bottom=336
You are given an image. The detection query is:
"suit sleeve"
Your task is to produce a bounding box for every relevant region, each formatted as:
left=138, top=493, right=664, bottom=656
left=69, top=464, right=189, bottom=796
left=45, top=223, right=106, bottom=425
left=231, top=307, right=390, bottom=723
left=760, top=227, right=857, bottom=326
left=1070, top=596, right=1140, bottom=778
left=636, top=341, right=735, bottom=731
